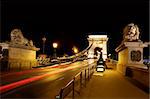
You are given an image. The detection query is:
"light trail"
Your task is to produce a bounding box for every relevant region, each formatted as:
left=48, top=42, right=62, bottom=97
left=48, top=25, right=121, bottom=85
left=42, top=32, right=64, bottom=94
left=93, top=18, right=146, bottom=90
left=0, top=63, right=86, bottom=94
left=0, top=64, right=69, bottom=78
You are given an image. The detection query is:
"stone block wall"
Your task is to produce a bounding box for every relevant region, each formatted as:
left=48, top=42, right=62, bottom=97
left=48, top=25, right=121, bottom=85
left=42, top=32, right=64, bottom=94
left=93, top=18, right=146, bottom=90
left=8, top=59, right=37, bottom=71
left=0, top=43, right=39, bottom=71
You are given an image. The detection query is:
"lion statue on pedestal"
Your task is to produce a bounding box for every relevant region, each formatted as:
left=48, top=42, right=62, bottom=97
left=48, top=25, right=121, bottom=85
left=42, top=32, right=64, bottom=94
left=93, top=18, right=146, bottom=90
left=123, top=23, right=141, bottom=42
left=10, top=29, right=34, bottom=46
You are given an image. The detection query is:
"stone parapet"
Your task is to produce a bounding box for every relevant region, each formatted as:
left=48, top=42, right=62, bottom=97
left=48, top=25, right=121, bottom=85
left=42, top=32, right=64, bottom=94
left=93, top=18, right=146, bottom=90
left=8, top=59, right=37, bottom=71
left=126, top=66, right=149, bottom=91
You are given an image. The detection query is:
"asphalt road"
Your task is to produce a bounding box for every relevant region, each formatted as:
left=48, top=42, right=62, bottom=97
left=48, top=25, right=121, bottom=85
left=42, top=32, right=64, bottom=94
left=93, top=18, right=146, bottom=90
left=1, top=60, right=95, bottom=99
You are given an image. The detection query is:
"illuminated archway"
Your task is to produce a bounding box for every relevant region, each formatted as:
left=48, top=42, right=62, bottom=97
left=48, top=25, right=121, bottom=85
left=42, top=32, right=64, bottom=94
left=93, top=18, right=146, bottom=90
left=88, top=35, right=108, bottom=60
left=94, top=47, right=102, bottom=58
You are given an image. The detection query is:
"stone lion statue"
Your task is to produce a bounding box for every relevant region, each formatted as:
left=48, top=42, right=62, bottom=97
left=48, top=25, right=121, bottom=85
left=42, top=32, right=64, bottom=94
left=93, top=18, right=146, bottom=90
left=10, top=29, right=34, bottom=46
left=123, top=23, right=140, bottom=41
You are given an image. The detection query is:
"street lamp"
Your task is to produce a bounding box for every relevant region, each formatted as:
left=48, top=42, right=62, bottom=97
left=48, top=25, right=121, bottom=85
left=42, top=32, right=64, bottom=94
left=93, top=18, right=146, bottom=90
left=42, top=37, right=46, bottom=54
left=53, top=42, right=58, bottom=59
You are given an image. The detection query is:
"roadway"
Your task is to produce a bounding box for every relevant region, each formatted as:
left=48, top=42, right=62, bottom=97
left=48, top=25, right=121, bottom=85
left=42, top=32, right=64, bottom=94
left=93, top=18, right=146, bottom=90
left=1, top=59, right=95, bottom=99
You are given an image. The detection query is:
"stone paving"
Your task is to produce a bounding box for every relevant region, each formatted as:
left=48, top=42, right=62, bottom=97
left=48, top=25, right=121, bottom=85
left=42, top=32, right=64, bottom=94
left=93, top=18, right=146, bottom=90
left=75, top=69, right=149, bottom=99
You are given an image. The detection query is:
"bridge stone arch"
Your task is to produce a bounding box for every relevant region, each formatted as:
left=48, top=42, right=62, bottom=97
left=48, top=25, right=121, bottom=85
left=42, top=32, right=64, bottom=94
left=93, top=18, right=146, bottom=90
left=94, top=47, right=102, bottom=56
left=87, top=35, right=108, bottom=60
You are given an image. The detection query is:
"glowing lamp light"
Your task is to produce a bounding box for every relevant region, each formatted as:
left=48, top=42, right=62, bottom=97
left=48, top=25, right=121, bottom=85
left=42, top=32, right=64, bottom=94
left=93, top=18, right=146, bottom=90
left=74, top=48, right=78, bottom=53
left=73, top=46, right=78, bottom=54
left=42, top=37, right=46, bottom=42
left=53, top=43, right=58, bottom=48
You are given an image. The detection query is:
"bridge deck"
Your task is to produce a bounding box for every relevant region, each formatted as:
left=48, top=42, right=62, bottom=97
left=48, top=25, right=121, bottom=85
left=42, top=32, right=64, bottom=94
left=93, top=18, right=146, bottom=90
left=76, top=69, right=149, bottom=99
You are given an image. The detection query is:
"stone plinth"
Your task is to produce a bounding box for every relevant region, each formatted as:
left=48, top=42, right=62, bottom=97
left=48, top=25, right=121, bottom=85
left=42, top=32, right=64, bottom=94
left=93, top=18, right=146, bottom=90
left=115, top=41, right=148, bottom=75
left=0, top=43, right=40, bottom=71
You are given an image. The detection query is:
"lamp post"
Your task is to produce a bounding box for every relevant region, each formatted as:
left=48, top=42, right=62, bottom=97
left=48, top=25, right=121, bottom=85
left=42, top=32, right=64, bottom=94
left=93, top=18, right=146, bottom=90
left=53, top=42, right=58, bottom=59
left=42, top=37, right=46, bottom=54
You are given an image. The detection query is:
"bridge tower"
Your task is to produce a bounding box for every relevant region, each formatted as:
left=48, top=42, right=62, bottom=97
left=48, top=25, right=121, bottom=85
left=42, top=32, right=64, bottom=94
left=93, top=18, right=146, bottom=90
left=87, top=35, right=108, bottom=60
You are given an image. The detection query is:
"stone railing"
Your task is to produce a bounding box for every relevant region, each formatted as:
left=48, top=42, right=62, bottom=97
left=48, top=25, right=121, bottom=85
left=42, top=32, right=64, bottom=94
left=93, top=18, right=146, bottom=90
left=125, top=66, right=149, bottom=92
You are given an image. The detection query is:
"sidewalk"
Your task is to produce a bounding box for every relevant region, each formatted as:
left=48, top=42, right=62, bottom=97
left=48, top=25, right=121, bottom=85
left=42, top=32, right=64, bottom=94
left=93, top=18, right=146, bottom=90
left=76, top=70, right=149, bottom=99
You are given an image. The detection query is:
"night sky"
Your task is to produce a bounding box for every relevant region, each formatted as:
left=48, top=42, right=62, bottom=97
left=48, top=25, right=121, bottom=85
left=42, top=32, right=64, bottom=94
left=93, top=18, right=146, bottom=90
left=1, top=0, right=149, bottom=58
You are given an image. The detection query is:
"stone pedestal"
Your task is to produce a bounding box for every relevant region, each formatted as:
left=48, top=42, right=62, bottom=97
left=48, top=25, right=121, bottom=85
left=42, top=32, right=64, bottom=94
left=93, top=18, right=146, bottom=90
left=0, top=43, right=40, bottom=71
left=115, top=41, right=148, bottom=75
